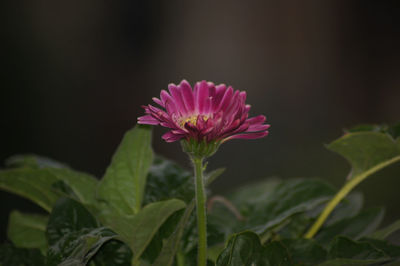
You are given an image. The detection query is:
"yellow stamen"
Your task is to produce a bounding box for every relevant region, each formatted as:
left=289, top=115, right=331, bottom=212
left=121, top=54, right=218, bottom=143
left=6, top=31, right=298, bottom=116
left=180, top=115, right=209, bottom=128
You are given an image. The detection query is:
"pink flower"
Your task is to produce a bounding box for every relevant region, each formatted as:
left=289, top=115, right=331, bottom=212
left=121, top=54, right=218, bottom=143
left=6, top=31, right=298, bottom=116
left=138, top=80, right=270, bottom=143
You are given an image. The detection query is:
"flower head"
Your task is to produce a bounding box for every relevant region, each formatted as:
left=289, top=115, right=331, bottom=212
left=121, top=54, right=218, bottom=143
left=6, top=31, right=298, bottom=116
left=138, top=80, right=270, bottom=145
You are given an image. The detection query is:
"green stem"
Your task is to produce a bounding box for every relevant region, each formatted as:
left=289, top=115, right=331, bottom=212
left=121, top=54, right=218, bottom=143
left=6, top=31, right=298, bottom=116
left=304, top=156, right=400, bottom=239
left=193, top=156, right=207, bottom=266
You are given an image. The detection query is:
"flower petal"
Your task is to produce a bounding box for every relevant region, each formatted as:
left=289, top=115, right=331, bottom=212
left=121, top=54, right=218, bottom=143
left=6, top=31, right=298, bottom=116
left=169, top=83, right=188, bottom=115
left=137, top=115, right=160, bottom=125
left=222, top=131, right=269, bottom=142
left=179, top=80, right=195, bottom=112
left=162, top=131, right=185, bottom=142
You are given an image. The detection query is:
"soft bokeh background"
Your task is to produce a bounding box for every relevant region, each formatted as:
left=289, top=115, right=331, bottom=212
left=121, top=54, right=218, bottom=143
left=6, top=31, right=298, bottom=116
left=2, top=1, right=400, bottom=242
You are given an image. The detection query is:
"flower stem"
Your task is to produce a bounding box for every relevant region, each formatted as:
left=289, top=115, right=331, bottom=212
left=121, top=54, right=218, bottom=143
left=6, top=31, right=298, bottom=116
left=192, top=156, right=207, bottom=266
left=304, top=155, right=400, bottom=239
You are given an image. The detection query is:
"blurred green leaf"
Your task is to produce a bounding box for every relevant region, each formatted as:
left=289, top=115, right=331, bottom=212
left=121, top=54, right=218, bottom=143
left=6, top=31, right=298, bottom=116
left=100, top=199, right=185, bottom=263
left=46, top=197, right=98, bottom=246
left=143, top=156, right=193, bottom=204
left=370, top=220, right=400, bottom=240
left=97, top=125, right=153, bottom=215
left=47, top=227, right=116, bottom=266
left=7, top=211, right=48, bottom=253
left=328, top=131, right=400, bottom=180
left=282, top=238, right=327, bottom=265
left=47, top=168, right=98, bottom=205
left=0, top=243, right=45, bottom=266
left=245, top=179, right=336, bottom=235
left=5, top=154, right=68, bottom=169
left=205, top=167, right=226, bottom=186
left=316, top=208, right=384, bottom=246
left=361, top=238, right=400, bottom=259
left=152, top=201, right=195, bottom=266
left=319, top=236, right=390, bottom=266
left=0, top=169, right=60, bottom=212
left=324, top=192, right=363, bottom=226
left=388, top=122, right=400, bottom=139
left=89, top=240, right=132, bottom=266
left=216, top=231, right=291, bottom=266
left=228, top=178, right=281, bottom=213
left=4, top=153, right=99, bottom=206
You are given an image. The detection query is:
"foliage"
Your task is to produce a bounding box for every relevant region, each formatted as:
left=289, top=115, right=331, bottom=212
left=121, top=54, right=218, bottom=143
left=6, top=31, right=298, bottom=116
left=1, top=122, right=400, bottom=265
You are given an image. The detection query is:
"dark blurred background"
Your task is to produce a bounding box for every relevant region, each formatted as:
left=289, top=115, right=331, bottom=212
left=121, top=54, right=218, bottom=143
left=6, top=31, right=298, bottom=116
left=1, top=1, right=400, bottom=242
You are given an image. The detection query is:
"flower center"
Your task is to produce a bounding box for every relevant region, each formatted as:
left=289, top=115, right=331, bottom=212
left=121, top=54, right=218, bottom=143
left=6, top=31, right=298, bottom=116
left=180, top=114, right=209, bottom=128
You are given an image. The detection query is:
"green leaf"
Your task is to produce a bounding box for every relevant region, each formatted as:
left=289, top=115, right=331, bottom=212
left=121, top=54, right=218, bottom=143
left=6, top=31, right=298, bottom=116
left=152, top=201, right=195, bottom=266
left=216, top=231, right=291, bottom=266
left=281, top=238, right=327, bottom=265
left=325, top=193, right=364, bottom=226
left=0, top=243, right=45, bottom=266
left=245, top=179, right=336, bottom=234
left=388, top=122, right=400, bottom=139
left=361, top=238, right=400, bottom=259
left=370, top=219, right=400, bottom=240
left=315, top=208, right=384, bottom=246
left=205, top=167, right=226, bottom=186
left=46, top=197, right=98, bottom=246
left=90, top=240, right=132, bottom=266
left=47, top=168, right=98, bottom=205
left=5, top=154, right=68, bottom=169
left=47, top=227, right=116, bottom=266
left=328, top=131, right=400, bottom=180
left=319, top=236, right=390, bottom=266
left=228, top=178, right=281, bottom=213
left=100, top=199, right=185, bottom=263
left=143, top=156, right=193, bottom=204
left=4, top=154, right=99, bottom=206
left=0, top=169, right=60, bottom=212
left=97, top=125, right=153, bottom=215
left=7, top=211, right=48, bottom=253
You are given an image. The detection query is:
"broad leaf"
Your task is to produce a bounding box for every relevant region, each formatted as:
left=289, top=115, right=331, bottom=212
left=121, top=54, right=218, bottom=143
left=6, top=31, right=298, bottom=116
left=47, top=227, right=116, bottom=266
left=0, top=243, right=45, bottom=266
left=100, top=199, right=185, bottom=263
left=328, top=131, right=400, bottom=180
left=97, top=125, right=153, bottom=215
left=245, top=179, right=336, bottom=234
left=90, top=240, right=132, bottom=266
left=0, top=169, right=60, bottom=212
left=316, top=208, right=384, bottom=246
left=216, top=231, right=291, bottom=266
left=370, top=219, right=400, bottom=240
left=47, top=168, right=98, bottom=205
left=320, top=236, right=390, bottom=265
left=361, top=238, right=400, bottom=259
left=4, top=154, right=98, bottom=206
left=152, top=201, right=195, bottom=266
left=7, top=211, right=48, bottom=252
left=143, top=156, right=193, bottom=204
left=5, top=154, right=68, bottom=169
left=324, top=192, right=363, bottom=226
left=46, top=197, right=98, bottom=246
left=281, top=238, right=327, bottom=265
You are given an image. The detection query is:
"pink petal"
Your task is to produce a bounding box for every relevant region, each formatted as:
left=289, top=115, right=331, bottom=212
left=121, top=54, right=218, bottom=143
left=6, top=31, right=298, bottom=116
left=137, top=115, right=159, bottom=125
left=246, top=115, right=266, bottom=125
left=162, top=131, right=185, bottom=142
left=152, top=97, right=164, bottom=107
left=168, top=83, right=188, bottom=115
left=216, top=86, right=234, bottom=112
left=222, top=131, right=269, bottom=142
left=179, top=80, right=195, bottom=112
left=160, top=90, right=177, bottom=113
left=211, top=84, right=227, bottom=112
left=247, top=124, right=271, bottom=132
left=196, top=81, right=210, bottom=113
